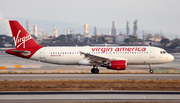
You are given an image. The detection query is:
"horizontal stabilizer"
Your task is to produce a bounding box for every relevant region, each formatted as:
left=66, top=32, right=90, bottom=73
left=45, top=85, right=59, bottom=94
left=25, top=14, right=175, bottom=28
left=11, top=50, right=29, bottom=53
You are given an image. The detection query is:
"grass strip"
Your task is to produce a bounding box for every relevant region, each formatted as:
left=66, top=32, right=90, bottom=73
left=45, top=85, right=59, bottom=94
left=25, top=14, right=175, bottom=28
left=0, top=79, right=180, bottom=91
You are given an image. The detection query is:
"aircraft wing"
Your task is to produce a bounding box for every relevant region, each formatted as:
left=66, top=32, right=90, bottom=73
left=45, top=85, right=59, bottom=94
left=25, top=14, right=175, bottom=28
left=80, top=52, right=110, bottom=64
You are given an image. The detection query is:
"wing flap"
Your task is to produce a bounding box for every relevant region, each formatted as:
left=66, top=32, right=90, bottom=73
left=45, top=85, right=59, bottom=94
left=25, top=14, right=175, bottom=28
left=80, top=52, right=110, bottom=64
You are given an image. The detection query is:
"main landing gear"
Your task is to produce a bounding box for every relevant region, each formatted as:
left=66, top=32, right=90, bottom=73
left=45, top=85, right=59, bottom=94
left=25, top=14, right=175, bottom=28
left=91, top=65, right=99, bottom=74
left=149, top=64, right=154, bottom=74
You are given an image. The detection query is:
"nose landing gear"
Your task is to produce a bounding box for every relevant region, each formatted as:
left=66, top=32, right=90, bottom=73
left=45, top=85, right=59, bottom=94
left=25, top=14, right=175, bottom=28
left=149, top=64, right=154, bottom=74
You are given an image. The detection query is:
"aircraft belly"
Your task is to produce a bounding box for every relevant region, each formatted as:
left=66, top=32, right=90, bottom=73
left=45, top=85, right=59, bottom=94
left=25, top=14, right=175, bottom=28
left=125, top=55, right=144, bottom=64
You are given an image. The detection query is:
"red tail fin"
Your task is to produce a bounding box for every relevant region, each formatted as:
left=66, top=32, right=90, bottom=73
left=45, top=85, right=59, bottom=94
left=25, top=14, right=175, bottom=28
left=7, top=20, right=42, bottom=58
left=9, top=20, right=41, bottom=49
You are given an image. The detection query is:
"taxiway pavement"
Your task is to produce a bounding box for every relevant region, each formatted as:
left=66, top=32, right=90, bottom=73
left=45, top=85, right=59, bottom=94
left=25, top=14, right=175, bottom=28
left=0, top=74, right=180, bottom=81
left=0, top=91, right=180, bottom=102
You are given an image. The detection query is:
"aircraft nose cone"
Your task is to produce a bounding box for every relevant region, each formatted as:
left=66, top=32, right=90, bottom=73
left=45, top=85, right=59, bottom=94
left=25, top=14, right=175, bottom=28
left=170, top=54, right=174, bottom=62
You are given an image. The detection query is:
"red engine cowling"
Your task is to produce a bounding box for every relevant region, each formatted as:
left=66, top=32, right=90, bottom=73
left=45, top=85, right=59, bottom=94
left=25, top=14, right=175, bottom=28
left=107, top=60, right=126, bottom=70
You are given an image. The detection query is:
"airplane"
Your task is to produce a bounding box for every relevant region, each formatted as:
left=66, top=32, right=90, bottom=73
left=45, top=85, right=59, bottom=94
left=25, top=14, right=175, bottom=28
left=6, top=20, right=174, bottom=74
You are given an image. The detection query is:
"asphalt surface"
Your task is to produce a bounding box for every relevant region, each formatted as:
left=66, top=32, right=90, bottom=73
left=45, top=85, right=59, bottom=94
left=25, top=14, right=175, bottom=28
left=0, top=73, right=180, bottom=81
left=0, top=91, right=180, bottom=102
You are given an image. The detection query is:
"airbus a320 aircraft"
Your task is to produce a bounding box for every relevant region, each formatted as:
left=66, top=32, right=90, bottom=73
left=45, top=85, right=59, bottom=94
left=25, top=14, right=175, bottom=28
left=6, top=21, right=174, bottom=74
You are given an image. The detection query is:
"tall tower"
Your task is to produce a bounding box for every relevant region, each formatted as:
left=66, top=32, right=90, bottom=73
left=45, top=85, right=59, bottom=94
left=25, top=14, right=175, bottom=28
left=143, top=30, right=146, bottom=40
left=67, top=28, right=71, bottom=35
left=55, top=29, right=58, bottom=38
left=53, top=25, right=58, bottom=38
left=94, top=27, right=98, bottom=36
left=94, top=27, right=96, bottom=36
left=33, top=24, right=37, bottom=37
left=109, top=30, right=111, bottom=36
left=84, top=23, right=89, bottom=37
left=133, top=20, right=139, bottom=38
left=111, top=21, right=116, bottom=37
left=96, top=30, right=99, bottom=36
left=42, top=31, right=46, bottom=37
left=126, top=21, right=130, bottom=35
left=26, top=20, right=30, bottom=34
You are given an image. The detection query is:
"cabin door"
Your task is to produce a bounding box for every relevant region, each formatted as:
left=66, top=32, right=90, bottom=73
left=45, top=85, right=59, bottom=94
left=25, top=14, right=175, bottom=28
left=150, top=48, right=155, bottom=58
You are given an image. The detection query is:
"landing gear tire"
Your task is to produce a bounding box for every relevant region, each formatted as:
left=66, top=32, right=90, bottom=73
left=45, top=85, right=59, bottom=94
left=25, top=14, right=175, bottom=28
left=91, top=68, right=95, bottom=73
left=149, top=64, right=154, bottom=74
left=94, top=69, right=99, bottom=74
left=149, top=70, right=154, bottom=74
left=91, top=68, right=99, bottom=74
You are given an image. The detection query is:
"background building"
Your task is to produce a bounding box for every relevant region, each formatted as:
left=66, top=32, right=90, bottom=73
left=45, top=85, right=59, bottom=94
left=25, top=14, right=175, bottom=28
left=143, top=30, right=146, bottom=41
left=67, top=28, right=71, bottom=35
left=33, top=24, right=37, bottom=37
left=133, top=20, right=139, bottom=38
left=126, top=21, right=130, bottom=36
left=42, top=31, right=46, bottom=37
left=53, top=25, right=58, bottom=38
left=94, top=27, right=99, bottom=36
left=26, top=20, right=30, bottom=34
left=109, top=30, right=111, bottom=36
left=111, top=21, right=116, bottom=37
left=84, top=23, right=89, bottom=37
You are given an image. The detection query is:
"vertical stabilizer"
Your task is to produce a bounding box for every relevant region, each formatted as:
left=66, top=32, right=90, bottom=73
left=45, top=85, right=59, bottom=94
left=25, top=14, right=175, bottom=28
left=9, top=20, right=42, bottom=49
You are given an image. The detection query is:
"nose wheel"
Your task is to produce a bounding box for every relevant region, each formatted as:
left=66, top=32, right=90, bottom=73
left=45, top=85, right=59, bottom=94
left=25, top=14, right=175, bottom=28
left=149, top=64, right=154, bottom=74
left=149, top=70, right=154, bottom=74
left=91, top=66, right=99, bottom=74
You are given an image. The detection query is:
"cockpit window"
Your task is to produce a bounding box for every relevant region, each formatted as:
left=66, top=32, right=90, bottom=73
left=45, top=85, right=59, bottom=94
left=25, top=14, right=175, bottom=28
left=160, top=51, right=167, bottom=54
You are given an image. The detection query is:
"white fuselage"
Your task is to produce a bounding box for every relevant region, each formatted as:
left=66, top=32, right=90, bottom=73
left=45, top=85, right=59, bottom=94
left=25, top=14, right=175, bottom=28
left=30, top=46, right=174, bottom=66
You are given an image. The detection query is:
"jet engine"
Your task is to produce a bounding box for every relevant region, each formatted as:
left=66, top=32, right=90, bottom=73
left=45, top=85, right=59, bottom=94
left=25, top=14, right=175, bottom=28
left=105, top=60, right=126, bottom=70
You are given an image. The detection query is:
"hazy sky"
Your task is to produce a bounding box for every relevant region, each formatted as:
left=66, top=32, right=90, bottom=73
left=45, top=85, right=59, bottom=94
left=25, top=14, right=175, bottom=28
left=0, top=0, right=180, bottom=38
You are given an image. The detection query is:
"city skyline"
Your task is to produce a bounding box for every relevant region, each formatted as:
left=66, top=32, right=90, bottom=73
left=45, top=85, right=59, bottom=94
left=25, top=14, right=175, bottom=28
left=1, top=18, right=174, bottom=39
left=0, top=0, right=180, bottom=39
left=24, top=19, right=141, bottom=38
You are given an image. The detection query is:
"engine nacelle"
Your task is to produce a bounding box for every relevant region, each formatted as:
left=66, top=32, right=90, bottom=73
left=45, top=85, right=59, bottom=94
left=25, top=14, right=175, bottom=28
left=106, top=60, right=126, bottom=70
